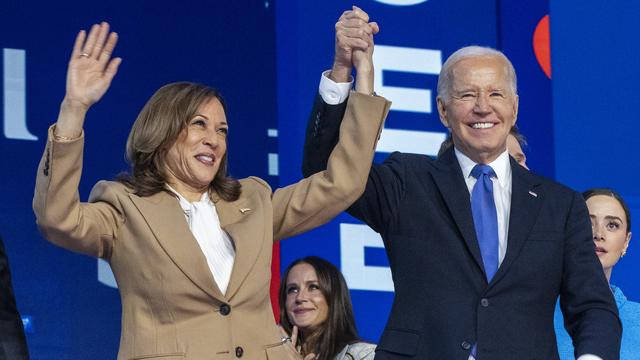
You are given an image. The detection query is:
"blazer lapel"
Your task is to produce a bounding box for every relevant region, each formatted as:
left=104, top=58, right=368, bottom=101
left=214, top=194, right=265, bottom=301
left=129, top=191, right=224, bottom=301
left=488, top=158, right=543, bottom=289
left=432, top=149, right=486, bottom=277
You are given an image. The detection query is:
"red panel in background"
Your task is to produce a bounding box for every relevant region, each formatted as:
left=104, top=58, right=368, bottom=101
left=271, top=243, right=280, bottom=321
left=499, top=0, right=554, bottom=179
left=533, top=14, right=552, bottom=78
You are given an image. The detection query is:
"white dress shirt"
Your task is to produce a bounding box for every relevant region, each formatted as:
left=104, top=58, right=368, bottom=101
left=455, top=148, right=511, bottom=265
left=317, top=71, right=602, bottom=360
left=319, top=70, right=353, bottom=104
left=168, top=186, right=235, bottom=295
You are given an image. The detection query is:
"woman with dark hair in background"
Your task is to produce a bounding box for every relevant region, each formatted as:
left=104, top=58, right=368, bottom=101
left=279, top=256, right=376, bottom=360
left=554, top=188, right=640, bottom=359
left=33, top=21, right=388, bottom=359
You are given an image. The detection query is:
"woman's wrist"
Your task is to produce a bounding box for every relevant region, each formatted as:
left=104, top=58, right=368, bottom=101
left=354, top=67, right=374, bottom=95
left=61, top=97, right=90, bottom=113
left=55, top=98, right=88, bottom=139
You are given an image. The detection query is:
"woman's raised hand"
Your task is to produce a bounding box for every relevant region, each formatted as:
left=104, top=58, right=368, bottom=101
left=65, top=22, right=121, bottom=109
left=56, top=22, right=121, bottom=138
left=278, top=325, right=316, bottom=360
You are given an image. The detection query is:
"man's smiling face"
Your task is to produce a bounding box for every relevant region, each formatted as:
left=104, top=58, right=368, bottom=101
left=437, top=55, right=519, bottom=164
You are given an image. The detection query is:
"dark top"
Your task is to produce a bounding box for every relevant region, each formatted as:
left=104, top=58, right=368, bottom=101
left=0, top=235, right=29, bottom=359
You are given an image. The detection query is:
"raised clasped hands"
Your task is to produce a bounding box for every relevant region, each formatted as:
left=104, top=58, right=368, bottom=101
left=56, top=22, right=121, bottom=138
left=332, top=6, right=378, bottom=94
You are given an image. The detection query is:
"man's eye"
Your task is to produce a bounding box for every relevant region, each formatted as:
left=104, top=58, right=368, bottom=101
left=217, top=128, right=228, bottom=135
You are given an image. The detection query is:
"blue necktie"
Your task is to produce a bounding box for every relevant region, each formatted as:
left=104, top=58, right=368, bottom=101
left=470, top=164, right=499, bottom=359
left=470, top=164, right=499, bottom=281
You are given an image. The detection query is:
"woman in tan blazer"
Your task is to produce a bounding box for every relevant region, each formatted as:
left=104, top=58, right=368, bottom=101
left=33, top=22, right=389, bottom=359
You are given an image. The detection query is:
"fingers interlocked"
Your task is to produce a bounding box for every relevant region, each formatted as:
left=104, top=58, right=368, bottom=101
left=335, top=6, right=378, bottom=52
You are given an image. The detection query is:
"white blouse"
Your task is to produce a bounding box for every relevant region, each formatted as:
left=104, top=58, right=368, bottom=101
left=168, top=186, right=235, bottom=295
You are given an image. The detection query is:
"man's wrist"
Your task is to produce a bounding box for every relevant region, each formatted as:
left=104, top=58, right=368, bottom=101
left=329, top=63, right=352, bottom=83
left=319, top=70, right=352, bottom=105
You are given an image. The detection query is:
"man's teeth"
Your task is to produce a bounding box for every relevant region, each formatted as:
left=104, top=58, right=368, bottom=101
left=472, top=123, right=495, bottom=129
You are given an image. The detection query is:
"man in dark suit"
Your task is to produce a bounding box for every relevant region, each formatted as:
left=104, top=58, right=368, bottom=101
left=302, top=8, right=621, bottom=360
left=0, top=235, right=29, bottom=359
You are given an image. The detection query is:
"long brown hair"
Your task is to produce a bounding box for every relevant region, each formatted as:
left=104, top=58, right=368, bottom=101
left=279, top=256, right=360, bottom=360
left=118, top=82, right=241, bottom=201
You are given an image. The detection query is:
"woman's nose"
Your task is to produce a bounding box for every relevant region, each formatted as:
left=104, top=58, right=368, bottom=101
left=593, top=226, right=605, bottom=241
left=295, top=290, right=308, bottom=303
left=203, top=131, right=218, bottom=147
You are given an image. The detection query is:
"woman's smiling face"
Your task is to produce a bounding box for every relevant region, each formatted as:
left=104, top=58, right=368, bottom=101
left=284, top=263, right=329, bottom=334
left=164, top=97, right=228, bottom=198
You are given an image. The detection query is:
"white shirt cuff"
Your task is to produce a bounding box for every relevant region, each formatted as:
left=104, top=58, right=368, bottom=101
left=318, top=70, right=353, bottom=105
left=577, top=355, right=603, bottom=360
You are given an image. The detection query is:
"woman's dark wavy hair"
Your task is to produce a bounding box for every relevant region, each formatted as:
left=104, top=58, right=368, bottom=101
left=118, top=82, right=241, bottom=201
left=279, top=256, right=360, bottom=360
left=582, top=188, right=631, bottom=233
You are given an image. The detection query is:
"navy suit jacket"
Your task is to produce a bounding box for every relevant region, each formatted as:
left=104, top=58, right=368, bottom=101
left=303, top=95, right=621, bottom=359
left=0, top=235, right=29, bottom=359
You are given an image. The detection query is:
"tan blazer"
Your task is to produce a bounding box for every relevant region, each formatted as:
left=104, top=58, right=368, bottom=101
left=33, top=93, right=390, bottom=360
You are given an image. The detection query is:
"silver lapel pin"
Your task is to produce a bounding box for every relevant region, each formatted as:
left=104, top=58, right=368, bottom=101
left=528, top=190, right=538, bottom=198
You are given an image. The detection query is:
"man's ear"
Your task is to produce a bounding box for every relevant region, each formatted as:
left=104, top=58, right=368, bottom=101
left=437, top=96, right=449, bottom=128
left=511, top=94, right=519, bottom=127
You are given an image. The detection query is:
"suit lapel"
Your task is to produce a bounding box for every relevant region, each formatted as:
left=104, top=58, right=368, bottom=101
left=214, top=194, right=265, bottom=301
left=489, top=158, right=543, bottom=288
left=432, top=149, right=486, bottom=277
left=129, top=191, right=224, bottom=301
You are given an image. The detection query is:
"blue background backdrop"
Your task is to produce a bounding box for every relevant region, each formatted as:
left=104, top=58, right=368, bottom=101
left=0, top=0, right=637, bottom=358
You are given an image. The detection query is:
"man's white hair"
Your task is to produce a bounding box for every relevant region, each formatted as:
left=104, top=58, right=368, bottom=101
left=437, top=46, right=517, bottom=102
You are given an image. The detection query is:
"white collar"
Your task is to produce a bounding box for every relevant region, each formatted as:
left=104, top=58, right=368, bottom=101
left=454, top=147, right=511, bottom=188
left=166, top=185, right=211, bottom=210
